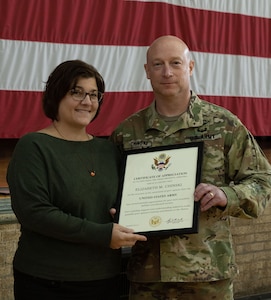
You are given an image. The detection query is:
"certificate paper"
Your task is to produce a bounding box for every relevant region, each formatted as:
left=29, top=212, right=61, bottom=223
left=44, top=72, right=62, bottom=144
left=116, top=142, right=203, bottom=236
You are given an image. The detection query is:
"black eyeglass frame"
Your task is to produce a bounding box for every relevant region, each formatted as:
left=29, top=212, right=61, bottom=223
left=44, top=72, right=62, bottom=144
left=69, top=88, right=104, bottom=103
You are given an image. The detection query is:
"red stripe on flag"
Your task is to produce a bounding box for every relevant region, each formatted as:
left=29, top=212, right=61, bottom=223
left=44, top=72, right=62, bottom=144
left=1, top=0, right=270, bottom=57
left=0, top=90, right=153, bottom=138
left=0, top=90, right=269, bottom=138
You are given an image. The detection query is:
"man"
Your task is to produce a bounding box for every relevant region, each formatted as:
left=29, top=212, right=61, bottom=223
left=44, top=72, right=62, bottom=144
left=110, top=35, right=271, bottom=300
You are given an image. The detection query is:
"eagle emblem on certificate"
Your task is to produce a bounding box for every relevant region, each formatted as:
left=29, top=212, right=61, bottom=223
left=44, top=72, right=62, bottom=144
left=152, top=153, right=171, bottom=171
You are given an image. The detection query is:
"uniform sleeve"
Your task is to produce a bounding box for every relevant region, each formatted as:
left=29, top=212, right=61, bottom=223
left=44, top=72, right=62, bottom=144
left=7, top=136, right=113, bottom=248
left=220, top=124, right=271, bottom=218
left=109, top=124, right=125, bottom=152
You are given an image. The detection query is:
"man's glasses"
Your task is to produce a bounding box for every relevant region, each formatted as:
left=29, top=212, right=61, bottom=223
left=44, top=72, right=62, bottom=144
left=69, top=88, right=103, bottom=103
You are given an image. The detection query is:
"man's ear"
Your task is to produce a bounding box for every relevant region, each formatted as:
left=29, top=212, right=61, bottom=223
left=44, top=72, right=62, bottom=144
left=144, top=63, right=150, bottom=79
left=189, top=60, right=195, bottom=76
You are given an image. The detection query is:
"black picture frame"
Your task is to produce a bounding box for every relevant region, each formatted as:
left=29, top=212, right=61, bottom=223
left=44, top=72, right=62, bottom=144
left=115, top=142, right=203, bottom=236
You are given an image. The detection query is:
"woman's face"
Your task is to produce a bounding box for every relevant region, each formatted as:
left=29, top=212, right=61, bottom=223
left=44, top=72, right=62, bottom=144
left=57, top=77, right=99, bottom=128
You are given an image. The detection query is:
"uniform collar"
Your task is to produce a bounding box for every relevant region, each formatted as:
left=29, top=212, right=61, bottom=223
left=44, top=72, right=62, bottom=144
left=146, top=91, right=204, bottom=132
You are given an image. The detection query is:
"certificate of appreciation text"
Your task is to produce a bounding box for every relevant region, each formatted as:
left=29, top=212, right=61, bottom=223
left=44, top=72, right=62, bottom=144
left=116, top=142, right=203, bottom=236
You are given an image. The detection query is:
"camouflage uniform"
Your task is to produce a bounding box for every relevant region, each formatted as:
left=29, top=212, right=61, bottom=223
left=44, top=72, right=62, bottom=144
left=110, top=92, right=271, bottom=299
left=129, top=279, right=233, bottom=300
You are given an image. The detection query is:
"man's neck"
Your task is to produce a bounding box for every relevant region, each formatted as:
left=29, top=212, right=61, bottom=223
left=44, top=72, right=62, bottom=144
left=155, top=92, right=191, bottom=117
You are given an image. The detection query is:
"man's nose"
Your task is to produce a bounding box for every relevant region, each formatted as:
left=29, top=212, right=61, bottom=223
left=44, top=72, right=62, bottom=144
left=162, top=64, right=173, bottom=77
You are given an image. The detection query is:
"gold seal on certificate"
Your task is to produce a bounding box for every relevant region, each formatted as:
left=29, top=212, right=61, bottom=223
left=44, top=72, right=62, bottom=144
left=149, top=216, right=162, bottom=227
left=116, top=142, right=203, bottom=236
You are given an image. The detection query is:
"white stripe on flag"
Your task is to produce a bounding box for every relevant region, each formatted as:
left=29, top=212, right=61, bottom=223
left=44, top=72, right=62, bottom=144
left=0, top=39, right=150, bottom=92
left=131, top=0, right=271, bottom=18
left=1, top=39, right=270, bottom=98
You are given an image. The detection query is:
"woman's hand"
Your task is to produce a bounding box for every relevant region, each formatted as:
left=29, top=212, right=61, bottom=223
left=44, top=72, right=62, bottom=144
left=110, top=223, right=147, bottom=249
left=110, top=208, right=116, bottom=219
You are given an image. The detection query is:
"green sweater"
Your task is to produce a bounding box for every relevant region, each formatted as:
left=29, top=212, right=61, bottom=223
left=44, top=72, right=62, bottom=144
left=7, top=133, right=121, bottom=281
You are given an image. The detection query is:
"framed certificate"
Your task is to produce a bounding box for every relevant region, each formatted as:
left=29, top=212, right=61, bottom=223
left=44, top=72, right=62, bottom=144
left=116, top=142, right=203, bottom=236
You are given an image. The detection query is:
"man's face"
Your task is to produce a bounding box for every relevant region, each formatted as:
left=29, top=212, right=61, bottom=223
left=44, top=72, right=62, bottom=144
left=144, top=38, right=194, bottom=99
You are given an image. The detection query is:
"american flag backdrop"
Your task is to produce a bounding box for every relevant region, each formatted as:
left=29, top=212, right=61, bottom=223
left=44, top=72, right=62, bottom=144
left=1, top=0, right=271, bottom=138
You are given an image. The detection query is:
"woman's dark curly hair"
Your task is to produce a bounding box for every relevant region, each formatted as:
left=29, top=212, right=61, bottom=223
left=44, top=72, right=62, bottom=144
left=42, top=60, right=105, bottom=121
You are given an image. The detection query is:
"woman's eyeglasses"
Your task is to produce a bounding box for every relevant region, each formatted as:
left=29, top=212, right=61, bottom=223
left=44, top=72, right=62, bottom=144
left=69, top=88, right=103, bottom=103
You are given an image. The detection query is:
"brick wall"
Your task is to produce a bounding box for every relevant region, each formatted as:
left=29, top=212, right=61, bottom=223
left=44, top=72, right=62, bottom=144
left=232, top=205, right=271, bottom=297
left=0, top=221, right=20, bottom=300
left=2, top=209, right=271, bottom=300
left=232, top=137, right=271, bottom=297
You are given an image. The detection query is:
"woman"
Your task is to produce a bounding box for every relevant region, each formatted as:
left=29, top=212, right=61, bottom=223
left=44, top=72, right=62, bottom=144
left=7, top=60, right=146, bottom=300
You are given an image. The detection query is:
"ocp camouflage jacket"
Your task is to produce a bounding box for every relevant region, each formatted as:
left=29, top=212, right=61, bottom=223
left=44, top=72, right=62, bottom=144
left=110, top=91, right=271, bottom=282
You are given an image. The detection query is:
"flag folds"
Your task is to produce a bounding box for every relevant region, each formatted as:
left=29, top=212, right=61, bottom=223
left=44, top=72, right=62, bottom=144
left=1, top=0, right=270, bottom=137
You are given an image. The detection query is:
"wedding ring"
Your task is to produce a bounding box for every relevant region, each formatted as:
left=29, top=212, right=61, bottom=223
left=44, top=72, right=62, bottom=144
left=209, top=192, right=214, bottom=198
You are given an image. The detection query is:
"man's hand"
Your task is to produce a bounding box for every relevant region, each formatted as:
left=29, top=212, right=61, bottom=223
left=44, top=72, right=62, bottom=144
left=194, top=183, right=227, bottom=212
